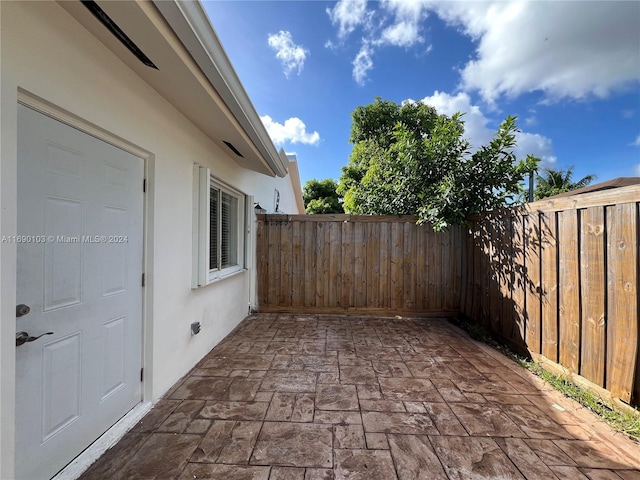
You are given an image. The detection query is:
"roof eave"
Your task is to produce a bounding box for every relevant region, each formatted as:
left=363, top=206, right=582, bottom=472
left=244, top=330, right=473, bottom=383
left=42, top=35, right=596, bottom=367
left=281, top=150, right=305, bottom=213
left=153, top=0, right=288, bottom=178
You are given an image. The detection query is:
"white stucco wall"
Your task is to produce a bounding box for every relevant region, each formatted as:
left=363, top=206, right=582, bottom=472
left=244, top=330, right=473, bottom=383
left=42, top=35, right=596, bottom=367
left=0, top=2, right=301, bottom=476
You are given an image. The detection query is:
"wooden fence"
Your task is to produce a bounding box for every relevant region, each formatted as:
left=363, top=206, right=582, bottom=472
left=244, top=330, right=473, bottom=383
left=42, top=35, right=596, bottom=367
left=256, top=215, right=463, bottom=316
left=256, top=185, right=639, bottom=408
left=460, top=185, right=640, bottom=407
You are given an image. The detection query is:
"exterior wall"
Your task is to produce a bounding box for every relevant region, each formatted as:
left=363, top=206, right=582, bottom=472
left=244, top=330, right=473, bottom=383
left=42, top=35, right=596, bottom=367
left=0, top=2, right=300, bottom=476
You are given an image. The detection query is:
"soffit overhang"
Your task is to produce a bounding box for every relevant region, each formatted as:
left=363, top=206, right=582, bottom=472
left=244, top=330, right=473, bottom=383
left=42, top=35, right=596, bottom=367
left=59, top=0, right=287, bottom=177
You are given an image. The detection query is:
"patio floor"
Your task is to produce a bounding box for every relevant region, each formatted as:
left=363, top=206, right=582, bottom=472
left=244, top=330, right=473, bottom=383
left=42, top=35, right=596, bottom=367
left=79, top=314, right=640, bottom=480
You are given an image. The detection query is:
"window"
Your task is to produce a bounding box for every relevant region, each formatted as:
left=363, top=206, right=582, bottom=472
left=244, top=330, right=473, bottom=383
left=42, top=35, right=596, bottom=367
left=209, top=185, right=240, bottom=271
left=193, top=165, right=249, bottom=286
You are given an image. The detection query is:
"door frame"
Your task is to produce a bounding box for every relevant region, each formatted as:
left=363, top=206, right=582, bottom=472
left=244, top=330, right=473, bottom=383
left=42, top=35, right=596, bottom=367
left=14, top=90, right=155, bottom=474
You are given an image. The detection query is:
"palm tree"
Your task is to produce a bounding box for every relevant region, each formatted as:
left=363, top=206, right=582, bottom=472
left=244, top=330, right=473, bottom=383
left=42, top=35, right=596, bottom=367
left=534, top=166, right=596, bottom=200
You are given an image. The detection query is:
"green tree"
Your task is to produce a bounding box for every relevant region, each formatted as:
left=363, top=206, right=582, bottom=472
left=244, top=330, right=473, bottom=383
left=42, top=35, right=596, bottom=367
left=302, top=178, right=344, bottom=214
left=534, top=166, right=596, bottom=200
left=338, top=98, right=440, bottom=203
left=338, top=98, right=539, bottom=230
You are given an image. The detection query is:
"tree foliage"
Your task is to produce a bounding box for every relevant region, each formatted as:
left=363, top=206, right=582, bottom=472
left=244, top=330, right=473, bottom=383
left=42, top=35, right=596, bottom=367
left=534, top=166, right=596, bottom=200
left=338, top=98, right=539, bottom=231
left=302, top=178, right=344, bottom=214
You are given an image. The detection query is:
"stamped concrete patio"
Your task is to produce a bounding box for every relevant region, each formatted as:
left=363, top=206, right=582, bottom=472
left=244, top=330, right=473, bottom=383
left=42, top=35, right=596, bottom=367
left=80, top=314, right=640, bottom=479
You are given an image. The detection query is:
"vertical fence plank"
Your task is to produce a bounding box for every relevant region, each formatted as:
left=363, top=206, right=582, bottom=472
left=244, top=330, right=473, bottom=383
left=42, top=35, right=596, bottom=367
left=379, top=222, right=390, bottom=309
left=280, top=220, right=292, bottom=306
left=431, top=225, right=443, bottom=309
left=478, top=220, right=491, bottom=328
left=558, top=210, right=581, bottom=374
left=440, top=227, right=452, bottom=310
left=525, top=213, right=542, bottom=354
left=500, top=216, right=515, bottom=341
left=636, top=205, right=640, bottom=407
left=329, top=221, right=342, bottom=308
left=426, top=226, right=437, bottom=310
left=488, top=217, right=502, bottom=334
left=462, top=224, right=474, bottom=316
left=267, top=220, right=281, bottom=308
left=354, top=222, right=366, bottom=308
left=404, top=222, right=416, bottom=310
left=580, top=207, right=606, bottom=386
left=322, top=222, right=332, bottom=308
left=291, top=220, right=303, bottom=308
left=257, top=218, right=268, bottom=308
left=341, top=221, right=354, bottom=308
left=303, top=220, right=316, bottom=307
left=452, top=226, right=463, bottom=311
left=390, top=222, right=403, bottom=310
left=367, top=222, right=380, bottom=308
left=313, top=222, right=324, bottom=308
left=541, top=211, right=559, bottom=362
left=606, top=203, right=638, bottom=402
left=512, top=215, right=527, bottom=348
left=416, top=224, right=427, bottom=311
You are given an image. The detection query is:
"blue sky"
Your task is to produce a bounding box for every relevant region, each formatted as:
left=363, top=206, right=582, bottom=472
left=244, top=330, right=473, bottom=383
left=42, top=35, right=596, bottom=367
left=204, top=1, right=640, bottom=187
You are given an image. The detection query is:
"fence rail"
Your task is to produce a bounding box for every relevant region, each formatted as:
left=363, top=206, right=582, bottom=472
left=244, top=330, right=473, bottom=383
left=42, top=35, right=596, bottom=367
left=256, top=185, right=640, bottom=408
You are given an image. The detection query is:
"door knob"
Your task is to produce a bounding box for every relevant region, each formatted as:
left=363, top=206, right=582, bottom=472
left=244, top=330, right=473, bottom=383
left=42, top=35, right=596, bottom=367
left=16, top=304, right=30, bottom=317
left=16, top=331, right=53, bottom=347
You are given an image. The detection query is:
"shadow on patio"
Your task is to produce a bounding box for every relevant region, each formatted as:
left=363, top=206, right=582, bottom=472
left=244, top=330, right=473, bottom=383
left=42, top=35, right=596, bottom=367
left=80, top=314, right=640, bottom=480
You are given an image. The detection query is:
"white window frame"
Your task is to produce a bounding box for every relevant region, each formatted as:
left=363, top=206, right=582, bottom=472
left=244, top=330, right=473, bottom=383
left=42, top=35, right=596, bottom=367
left=192, top=165, right=250, bottom=287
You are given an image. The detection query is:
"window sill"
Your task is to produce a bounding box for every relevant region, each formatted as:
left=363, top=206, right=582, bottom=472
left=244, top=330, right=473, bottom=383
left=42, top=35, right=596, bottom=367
left=192, top=268, right=248, bottom=290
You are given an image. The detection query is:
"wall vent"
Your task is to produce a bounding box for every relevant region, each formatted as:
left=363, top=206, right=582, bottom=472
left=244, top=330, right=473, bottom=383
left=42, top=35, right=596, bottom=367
left=81, top=0, right=158, bottom=70
left=223, top=141, right=244, bottom=158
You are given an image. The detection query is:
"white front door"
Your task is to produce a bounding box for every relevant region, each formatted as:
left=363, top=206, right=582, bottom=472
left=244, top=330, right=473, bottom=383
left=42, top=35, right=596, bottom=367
left=15, top=105, right=144, bottom=480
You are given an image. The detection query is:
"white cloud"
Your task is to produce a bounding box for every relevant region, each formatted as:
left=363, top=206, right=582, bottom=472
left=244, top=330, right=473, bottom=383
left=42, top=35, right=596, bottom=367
left=414, top=91, right=556, bottom=166
left=378, top=0, right=428, bottom=47
left=267, top=31, right=309, bottom=78
left=634, top=134, right=640, bottom=146
left=524, top=110, right=537, bottom=126
left=379, top=20, right=422, bottom=47
left=326, top=1, right=639, bottom=96
left=635, top=164, right=640, bottom=176
left=428, top=1, right=640, bottom=102
left=352, top=42, right=374, bottom=85
left=326, top=0, right=369, bottom=39
left=514, top=132, right=556, bottom=168
left=260, top=115, right=320, bottom=146
left=326, top=0, right=427, bottom=84
left=417, top=91, right=493, bottom=150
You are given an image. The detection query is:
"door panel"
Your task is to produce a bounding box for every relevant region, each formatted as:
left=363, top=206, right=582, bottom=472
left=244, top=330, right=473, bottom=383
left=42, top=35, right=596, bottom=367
left=102, top=206, right=129, bottom=295
left=42, top=334, right=82, bottom=441
left=101, top=315, right=127, bottom=399
left=16, top=105, right=144, bottom=480
left=43, top=196, right=84, bottom=310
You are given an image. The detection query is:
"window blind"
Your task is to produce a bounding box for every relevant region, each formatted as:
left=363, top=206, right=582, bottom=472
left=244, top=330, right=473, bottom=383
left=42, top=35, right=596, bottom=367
left=221, top=192, right=238, bottom=268
left=209, top=186, right=219, bottom=270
